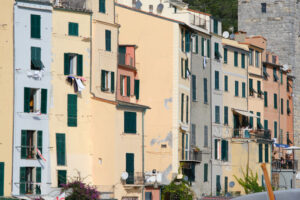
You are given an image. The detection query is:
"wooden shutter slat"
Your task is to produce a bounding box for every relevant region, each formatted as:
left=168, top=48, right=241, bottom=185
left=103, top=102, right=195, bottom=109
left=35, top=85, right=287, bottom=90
left=24, top=88, right=31, bottom=113
left=0, top=162, right=4, bottom=196
left=20, top=167, right=26, bottom=194
left=76, top=54, right=83, bottom=76
left=21, top=130, right=27, bottom=159
left=126, top=153, right=134, bottom=184
left=41, top=89, right=47, bottom=114
left=111, top=72, right=115, bottom=93
left=37, top=131, right=43, bottom=160
left=127, top=76, right=131, bottom=97
left=64, top=53, right=70, bottom=75
left=134, top=79, right=140, bottom=100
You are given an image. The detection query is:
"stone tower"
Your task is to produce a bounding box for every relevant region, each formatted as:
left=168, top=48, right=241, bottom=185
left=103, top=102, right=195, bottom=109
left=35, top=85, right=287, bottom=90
left=238, top=0, right=300, bottom=187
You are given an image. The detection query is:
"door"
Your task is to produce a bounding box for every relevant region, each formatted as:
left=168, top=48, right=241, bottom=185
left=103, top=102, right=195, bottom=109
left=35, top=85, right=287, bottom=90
left=126, top=153, right=134, bottom=184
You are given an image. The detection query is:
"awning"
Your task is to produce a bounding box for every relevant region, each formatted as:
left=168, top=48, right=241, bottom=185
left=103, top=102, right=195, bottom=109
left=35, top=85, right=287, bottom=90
left=232, top=109, right=257, bottom=118
left=274, top=143, right=289, bottom=148
left=284, top=146, right=300, bottom=150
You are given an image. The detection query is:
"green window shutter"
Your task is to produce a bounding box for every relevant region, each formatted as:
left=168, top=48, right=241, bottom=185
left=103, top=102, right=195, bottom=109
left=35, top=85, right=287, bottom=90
left=181, top=29, right=184, bottom=52
left=181, top=59, right=184, bottom=78
left=264, top=91, right=268, bottom=107
left=145, top=192, right=152, bottom=200
left=241, top=53, right=245, bottom=68
left=216, top=175, right=221, bottom=195
left=185, top=59, right=188, bottom=78
left=226, top=141, right=229, bottom=161
left=257, top=112, right=261, bottom=129
left=213, top=19, right=218, bottom=34
left=20, top=167, right=26, bottom=194
left=182, top=133, right=185, bottom=159
left=214, top=42, right=219, bottom=59
left=76, top=54, right=83, bottom=76
left=221, top=140, right=226, bottom=161
left=234, top=51, right=238, bottom=67
left=224, top=75, right=228, bottom=92
left=214, top=139, right=218, bottom=159
left=31, top=14, right=41, bottom=39
left=185, top=30, right=190, bottom=52
left=21, top=130, right=27, bottom=159
left=31, top=47, right=42, bottom=70
left=281, top=98, right=284, bottom=114
left=195, top=35, right=199, bottom=53
left=274, top=93, right=277, bottom=109
left=224, top=48, right=228, bottom=63
left=68, top=22, right=78, bottom=36
left=99, top=0, right=106, bottom=13
left=249, top=79, right=253, bottom=89
left=207, top=39, right=210, bottom=58
left=215, top=71, right=219, bottom=90
left=225, top=176, right=228, bottom=194
left=215, top=106, right=220, bottom=124
left=126, top=153, right=135, bottom=184
left=64, top=53, right=70, bottom=75
left=257, top=81, right=261, bottom=93
left=201, top=38, right=204, bottom=56
left=287, top=100, right=290, bottom=114
left=36, top=167, right=41, bottom=194
left=37, top=131, right=43, bottom=159
left=24, top=87, right=31, bottom=113
left=259, top=143, right=263, bottom=163
left=0, top=163, right=4, bottom=196
left=280, top=71, right=283, bottom=84
left=224, top=106, right=228, bottom=125
left=101, top=70, right=106, bottom=91
left=204, top=78, right=208, bottom=103
left=67, top=94, right=77, bottom=127
left=274, top=121, right=278, bottom=138
left=134, top=79, right=140, bottom=99
left=56, top=133, right=66, bottom=166
left=105, top=30, right=111, bottom=51
left=264, top=120, right=268, bottom=131
left=57, top=170, right=67, bottom=187
left=111, top=72, right=115, bottom=93
left=242, top=82, right=246, bottom=98
left=124, top=112, right=137, bottom=134
left=204, top=163, right=208, bottom=182
left=192, top=75, right=196, bottom=101
left=265, top=144, right=269, bottom=163
left=249, top=111, right=253, bottom=128
left=235, top=81, right=239, bottom=96
left=41, top=89, right=47, bottom=114
left=127, top=76, right=131, bottom=97
left=186, top=96, right=189, bottom=123
left=181, top=94, right=184, bottom=122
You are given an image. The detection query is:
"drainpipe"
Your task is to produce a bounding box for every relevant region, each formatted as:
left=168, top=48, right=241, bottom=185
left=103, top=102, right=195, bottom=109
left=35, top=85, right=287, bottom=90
left=209, top=34, right=213, bottom=196
left=12, top=2, right=16, bottom=194
left=142, top=110, right=145, bottom=200
left=89, top=13, right=93, bottom=97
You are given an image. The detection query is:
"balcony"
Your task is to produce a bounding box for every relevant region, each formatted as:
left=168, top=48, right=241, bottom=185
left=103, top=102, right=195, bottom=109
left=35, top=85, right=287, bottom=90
left=232, top=129, right=271, bottom=140
left=124, top=172, right=144, bottom=186
left=189, top=13, right=208, bottom=30
left=20, top=182, right=41, bottom=195
left=180, top=150, right=202, bottom=163
left=272, top=159, right=298, bottom=171
left=118, top=53, right=135, bottom=68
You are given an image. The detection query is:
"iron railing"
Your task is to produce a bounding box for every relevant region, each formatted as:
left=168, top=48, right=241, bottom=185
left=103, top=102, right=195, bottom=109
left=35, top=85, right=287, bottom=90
left=272, top=159, right=298, bottom=171
left=232, top=129, right=271, bottom=140
left=125, top=172, right=144, bottom=185
left=189, top=13, right=209, bottom=30
left=118, top=53, right=134, bottom=67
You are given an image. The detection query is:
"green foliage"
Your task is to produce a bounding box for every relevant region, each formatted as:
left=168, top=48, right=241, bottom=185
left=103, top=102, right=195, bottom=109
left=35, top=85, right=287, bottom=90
left=233, top=165, right=265, bottom=194
left=162, top=178, right=194, bottom=200
left=183, top=0, right=238, bottom=32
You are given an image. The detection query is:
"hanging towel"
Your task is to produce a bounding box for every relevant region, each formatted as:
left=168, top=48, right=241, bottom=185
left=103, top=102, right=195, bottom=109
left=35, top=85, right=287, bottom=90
left=203, top=56, right=207, bottom=68
left=80, top=77, right=87, bottom=82
left=75, top=78, right=85, bottom=92
left=74, top=80, right=78, bottom=93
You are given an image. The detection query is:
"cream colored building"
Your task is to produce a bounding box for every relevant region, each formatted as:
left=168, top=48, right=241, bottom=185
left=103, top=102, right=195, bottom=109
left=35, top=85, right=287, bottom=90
left=0, top=0, right=14, bottom=197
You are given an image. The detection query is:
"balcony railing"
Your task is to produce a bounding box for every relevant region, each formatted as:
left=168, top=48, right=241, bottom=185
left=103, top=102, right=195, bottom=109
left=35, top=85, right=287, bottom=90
left=20, top=182, right=41, bottom=195
left=118, top=53, right=134, bottom=67
left=272, top=159, right=298, bottom=171
left=181, top=150, right=202, bottom=163
left=125, top=172, right=144, bottom=186
left=21, top=146, right=36, bottom=159
left=232, top=129, right=271, bottom=140
left=189, top=13, right=208, bottom=30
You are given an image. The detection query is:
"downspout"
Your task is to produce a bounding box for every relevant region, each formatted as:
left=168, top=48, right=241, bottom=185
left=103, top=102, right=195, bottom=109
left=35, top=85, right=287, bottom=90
left=12, top=2, right=16, bottom=194
left=142, top=110, right=145, bottom=200
left=209, top=33, right=213, bottom=196
left=89, top=13, right=94, bottom=97
left=278, top=73, right=281, bottom=169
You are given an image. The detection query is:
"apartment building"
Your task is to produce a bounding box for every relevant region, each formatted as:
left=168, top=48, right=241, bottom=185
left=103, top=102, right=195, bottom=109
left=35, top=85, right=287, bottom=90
left=13, top=0, right=52, bottom=196
left=0, top=0, right=14, bottom=197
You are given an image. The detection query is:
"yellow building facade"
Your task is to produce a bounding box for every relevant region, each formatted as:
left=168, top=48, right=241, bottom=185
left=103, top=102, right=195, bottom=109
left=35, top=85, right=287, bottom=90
left=0, top=0, right=14, bottom=197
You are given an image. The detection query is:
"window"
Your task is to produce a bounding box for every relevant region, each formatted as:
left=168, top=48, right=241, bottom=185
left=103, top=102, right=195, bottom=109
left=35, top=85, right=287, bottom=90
left=273, top=67, right=279, bottom=82
left=225, top=176, right=228, bottom=194
left=272, top=55, right=276, bottom=64
left=281, top=98, right=284, bottom=114
left=257, top=112, right=263, bottom=129
left=68, top=22, right=78, bottom=36
left=235, top=81, right=239, bottom=97
left=264, top=120, right=268, bottom=131
left=126, top=153, right=135, bottom=184
left=204, top=126, right=208, bottom=147
left=241, top=53, right=245, bottom=68
left=184, top=59, right=189, bottom=79
left=181, top=29, right=184, bottom=52
left=67, top=94, right=77, bottom=127
left=201, top=38, right=205, bottom=56
left=242, top=82, right=246, bottom=98
left=264, top=91, right=268, bottom=107
left=192, top=75, right=196, bottom=101
left=215, top=106, right=220, bottom=124
left=124, top=112, right=137, bottom=134
left=181, top=93, right=184, bottom=122
left=120, top=75, right=130, bottom=96
left=182, top=133, right=185, bottom=159
left=64, top=53, right=83, bottom=76
left=287, top=78, right=291, bottom=92
left=101, top=70, right=115, bottom=93
left=249, top=49, right=253, bottom=65
left=274, top=93, right=278, bottom=109
left=265, top=144, right=269, bottom=163
left=204, top=78, right=208, bottom=103
left=216, top=175, right=221, bottom=196
left=255, top=51, right=259, bottom=67
left=257, top=81, right=262, bottom=97
left=213, top=19, right=218, bottom=34
left=261, top=3, right=266, bottom=13
left=56, top=133, right=66, bottom=166
left=221, top=140, right=229, bottom=161
left=204, top=163, right=208, bottom=182
left=280, top=71, right=283, bottom=84
left=249, top=111, right=253, bottom=128
left=192, top=35, right=198, bottom=54
left=31, top=14, right=41, bottom=39
left=24, top=88, right=47, bottom=114
left=134, top=79, right=140, bottom=100
left=259, top=143, right=263, bottom=163
left=0, top=162, right=3, bottom=196
left=215, top=71, right=219, bottom=90
left=234, top=51, right=238, bottom=67
left=145, top=192, right=152, bottom=200
left=186, top=96, right=189, bottom=123
left=20, top=167, right=41, bottom=194
left=266, top=54, right=269, bottom=62
left=21, top=130, right=42, bottom=160
left=57, top=170, right=67, bottom=187
left=214, top=43, right=221, bottom=59
left=191, top=124, right=196, bottom=147
left=287, top=100, right=291, bottom=115
left=99, top=0, right=106, bottom=13
left=249, top=78, right=254, bottom=96
left=185, top=30, right=190, bottom=53
left=263, top=65, right=269, bottom=79
left=214, top=139, right=221, bottom=159
left=149, top=5, right=153, bottom=12
left=31, top=47, right=44, bottom=70
left=224, top=75, right=228, bottom=92
left=287, top=132, right=291, bottom=145
left=181, top=58, right=184, bottom=78
left=224, top=106, right=228, bottom=125
left=207, top=39, right=210, bottom=58
left=105, top=30, right=111, bottom=51
left=274, top=121, right=277, bottom=138
left=224, top=48, right=228, bottom=64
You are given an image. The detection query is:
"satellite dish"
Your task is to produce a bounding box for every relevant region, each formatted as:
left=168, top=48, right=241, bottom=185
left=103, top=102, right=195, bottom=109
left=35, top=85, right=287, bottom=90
left=121, top=172, right=128, bottom=180
left=283, top=64, right=289, bottom=71
left=230, top=33, right=235, bottom=40
left=157, top=3, right=164, bottom=13
left=229, top=181, right=235, bottom=188
left=135, top=0, right=142, bottom=9
left=223, top=31, right=229, bottom=39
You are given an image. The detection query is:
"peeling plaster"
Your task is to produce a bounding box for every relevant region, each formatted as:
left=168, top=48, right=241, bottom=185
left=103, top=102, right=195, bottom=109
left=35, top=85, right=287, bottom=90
left=164, top=97, right=172, bottom=110
left=150, top=131, right=172, bottom=147
left=161, top=164, right=172, bottom=185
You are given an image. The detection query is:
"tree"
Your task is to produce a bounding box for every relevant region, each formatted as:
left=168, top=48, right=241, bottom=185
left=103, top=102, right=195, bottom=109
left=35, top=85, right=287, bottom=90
left=233, top=165, right=265, bottom=194
left=162, top=178, right=194, bottom=200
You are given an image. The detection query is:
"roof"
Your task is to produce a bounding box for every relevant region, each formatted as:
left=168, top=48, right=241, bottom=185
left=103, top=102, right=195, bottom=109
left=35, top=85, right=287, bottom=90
left=187, top=8, right=211, bottom=16
left=222, top=38, right=249, bottom=52
left=239, top=42, right=265, bottom=51
left=263, top=61, right=282, bottom=69
left=53, top=6, right=92, bottom=14
left=16, top=0, right=52, bottom=6
left=117, top=101, right=150, bottom=111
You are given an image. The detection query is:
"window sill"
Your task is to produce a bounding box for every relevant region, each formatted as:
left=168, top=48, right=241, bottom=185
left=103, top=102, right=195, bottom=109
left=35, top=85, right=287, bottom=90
left=122, top=132, right=138, bottom=135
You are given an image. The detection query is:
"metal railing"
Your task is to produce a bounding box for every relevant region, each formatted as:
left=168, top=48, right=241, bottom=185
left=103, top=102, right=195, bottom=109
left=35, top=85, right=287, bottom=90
left=232, top=129, right=271, bottom=140
left=19, top=182, right=41, bottom=195
left=125, top=172, right=144, bottom=185
left=189, top=13, right=208, bottom=30
left=272, top=159, right=298, bottom=171
left=181, top=150, right=202, bottom=162
left=118, top=53, right=134, bottom=67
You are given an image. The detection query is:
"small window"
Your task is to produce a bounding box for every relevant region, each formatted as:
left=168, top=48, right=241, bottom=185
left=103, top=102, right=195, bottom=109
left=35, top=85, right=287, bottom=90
left=31, top=14, right=41, bottom=39
left=235, top=81, right=239, bottom=97
left=213, top=19, right=218, bottom=34
left=192, top=75, right=197, bottom=101
left=99, top=0, right=106, bottom=13
left=57, top=170, right=67, bottom=187
left=21, top=130, right=43, bottom=160
left=101, top=70, right=115, bottom=93
left=31, top=47, right=44, bottom=70
left=249, top=49, right=253, bottom=65
left=20, top=167, right=41, bottom=194
left=120, top=75, right=130, bottom=96
left=215, top=71, right=219, bottom=90
left=215, top=106, right=220, bottom=124
left=124, top=111, right=137, bottom=134
left=24, top=88, right=47, bottom=113
left=255, top=51, right=260, bottom=67
left=234, top=51, right=238, bottom=67
left=204, top=78, right=208, bottom=104
left=64, top=53, right=83, bottom=76
left=68, top=22, right=78, bottom=36
left=224, top=48, right=228, bottom=64
left=204, top=126, right=208, bottom=147
left=105, top=30, right=111, bottom=51
left=272, top=55, right=276, bottom=64
left=261, top=3, right=266, bottom=13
